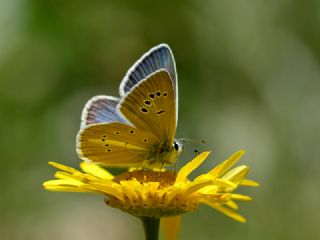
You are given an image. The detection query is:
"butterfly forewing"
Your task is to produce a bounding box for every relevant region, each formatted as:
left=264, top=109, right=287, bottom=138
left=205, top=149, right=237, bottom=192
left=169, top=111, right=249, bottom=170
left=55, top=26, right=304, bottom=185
left=120, top=44, right=177, bottom=96
left=77, top=122, right=159, bottom=166
left=119, top=69, right=176, bottom=147
left=81, top=96, right=128, bottom=128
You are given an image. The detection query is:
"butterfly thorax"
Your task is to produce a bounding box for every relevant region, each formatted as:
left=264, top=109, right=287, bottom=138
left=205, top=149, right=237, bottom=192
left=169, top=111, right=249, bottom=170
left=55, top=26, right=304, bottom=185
left=146, top=140, right=183, bottom=167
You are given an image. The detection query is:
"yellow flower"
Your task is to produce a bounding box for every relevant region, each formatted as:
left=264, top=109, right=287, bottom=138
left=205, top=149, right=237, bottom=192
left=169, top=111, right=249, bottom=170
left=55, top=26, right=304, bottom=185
left=43, top=150, right=258, bottom=224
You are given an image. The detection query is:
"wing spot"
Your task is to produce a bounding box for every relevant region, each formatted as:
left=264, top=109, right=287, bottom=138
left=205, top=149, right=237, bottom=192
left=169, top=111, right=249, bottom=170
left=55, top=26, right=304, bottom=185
left=156, top=91, right=161, bottom=96
left=103, top=135, right=107, bottom=138
left=130, top=130, right=134, bottom=134
left=115, top=132, right=120, bottom=135
left=156, top=110, right=165, bottom=115
left=163, top=92, right=168, bottom=97
left=149, top=93, right=155, bottom=99
left=144, top=100, right=151, bottom=105
left=141, top=108, right=148, bottom=113
left=101, top=139, right=105, bottom=141
left=107, top=149, right=112, bottom=152
left=144, top=138, right=148, bottom=142
left=105, top=144, right=109, bottom=147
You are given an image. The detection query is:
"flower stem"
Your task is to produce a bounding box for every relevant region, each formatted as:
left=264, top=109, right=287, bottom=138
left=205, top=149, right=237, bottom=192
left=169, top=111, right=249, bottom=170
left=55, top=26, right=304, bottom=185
left=141, top=217, right=160, bottom=240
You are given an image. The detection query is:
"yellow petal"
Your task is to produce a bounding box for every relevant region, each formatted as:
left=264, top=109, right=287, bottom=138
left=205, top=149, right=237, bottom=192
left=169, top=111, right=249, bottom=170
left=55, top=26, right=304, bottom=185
left=241, top=179, right=260, bottom=187
left=48, top=162, right=79, bottom=174
left=43, top=179, right=86, bottom=192
left=209, top=150, right=245, bottom=177
left=175, top=151, right=210, bottom=183
left=203, top=200, right=246, bottom=223
left=222, top=166, right=249, bottom=185
left=82, top=183, right=124, bottom=200
left=214, top=179, right=237, bottom=189
left=212, top=205, right=246, bottom=223
left=184, top=179, right=212, bottom=196
left=80, top=162, right=114, bottom=180
left=161, top=216, right=181, bottom=240
left=198, top=185, right=218, bottom=195
left=225, top=200, right=239, bottom=210
left=231, top=194, right=252, bottom=201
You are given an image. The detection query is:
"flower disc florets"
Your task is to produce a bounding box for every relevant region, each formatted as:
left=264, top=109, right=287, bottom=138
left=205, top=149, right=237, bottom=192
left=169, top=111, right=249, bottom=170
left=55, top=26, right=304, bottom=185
left=106, top=170, right=199, bottom=218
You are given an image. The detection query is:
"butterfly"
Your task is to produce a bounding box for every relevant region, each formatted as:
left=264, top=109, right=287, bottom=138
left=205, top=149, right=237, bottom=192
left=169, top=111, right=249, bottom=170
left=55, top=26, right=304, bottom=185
left=76, top=44, right=183, bottom=168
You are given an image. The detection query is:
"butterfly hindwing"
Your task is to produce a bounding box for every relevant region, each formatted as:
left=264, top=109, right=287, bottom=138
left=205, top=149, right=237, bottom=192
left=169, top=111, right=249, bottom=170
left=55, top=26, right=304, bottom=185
left=77, top=122, right=159, bottom=166
left=119, top=69, right=176, bottom=147
left=81, top=96, right=128, bottom=128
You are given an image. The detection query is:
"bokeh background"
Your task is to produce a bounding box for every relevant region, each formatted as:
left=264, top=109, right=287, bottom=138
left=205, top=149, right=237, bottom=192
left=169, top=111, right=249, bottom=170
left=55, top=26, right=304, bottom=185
left=1, top=0, right=320, bottom=239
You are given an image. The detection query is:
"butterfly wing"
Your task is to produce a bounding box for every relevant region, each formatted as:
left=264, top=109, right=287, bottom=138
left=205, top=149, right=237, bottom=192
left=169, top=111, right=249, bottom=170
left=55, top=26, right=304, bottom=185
left=77, top=122, right=159, bottom=167
left=81, top=95, right=128, bottom=128
left=119, top=44, right=178, bottom=123
left=119, top=69, right=176, bottom=149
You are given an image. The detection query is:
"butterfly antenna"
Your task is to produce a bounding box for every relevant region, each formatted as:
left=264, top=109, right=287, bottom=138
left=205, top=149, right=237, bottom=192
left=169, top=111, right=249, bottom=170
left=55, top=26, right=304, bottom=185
left=180, top=138, right=207, bottom=145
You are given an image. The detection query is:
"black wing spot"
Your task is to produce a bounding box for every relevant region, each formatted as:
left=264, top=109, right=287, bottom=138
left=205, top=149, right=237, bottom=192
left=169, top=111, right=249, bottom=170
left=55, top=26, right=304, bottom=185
left=149, top=93, right=155, bottom=99
left=105, top=144, right=109, bottom=147
left=163, top=92, right=168, bottom=97
left=156, top=91, right=161, bottom=96
left=103, top=135, right=107, bottom=138
left=101, top=139, right=105, bottom=142
left=107, top=149, right=112, bottom=152
left=143, top=138, right=148, bottom=142
left=115, top=132, right=120, bottom=135
left=130, top=130, right=134, bottom=134
left=156, top=110, right=165, bottom=115
left=141, top=108, right=148, bottom=113
left=144, top=100, right=151, bottom=105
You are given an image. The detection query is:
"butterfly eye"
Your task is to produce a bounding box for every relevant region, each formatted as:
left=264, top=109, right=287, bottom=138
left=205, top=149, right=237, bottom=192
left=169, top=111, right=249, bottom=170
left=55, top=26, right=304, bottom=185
left=173, top=142, right=179, bottom=151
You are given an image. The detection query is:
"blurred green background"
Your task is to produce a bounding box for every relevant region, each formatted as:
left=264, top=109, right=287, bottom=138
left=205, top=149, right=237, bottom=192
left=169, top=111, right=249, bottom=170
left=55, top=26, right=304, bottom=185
left=1, top=0, right=320, bottom=239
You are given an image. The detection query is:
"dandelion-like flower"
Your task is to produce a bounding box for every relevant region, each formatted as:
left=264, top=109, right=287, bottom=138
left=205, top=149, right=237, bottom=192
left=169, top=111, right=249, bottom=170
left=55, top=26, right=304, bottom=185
left=43, top=150, right=259, bottom=239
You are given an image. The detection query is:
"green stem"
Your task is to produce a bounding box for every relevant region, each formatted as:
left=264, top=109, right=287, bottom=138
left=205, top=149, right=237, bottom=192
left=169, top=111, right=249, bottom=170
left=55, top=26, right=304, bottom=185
left=141, top=217, right=160, bottom=240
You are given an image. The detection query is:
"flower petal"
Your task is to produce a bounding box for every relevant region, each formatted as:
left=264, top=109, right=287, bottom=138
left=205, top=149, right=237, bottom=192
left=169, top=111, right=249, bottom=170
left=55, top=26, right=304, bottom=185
left=209, top=150, right=245, bottom=177
left=80, top=162, right=114, bottom=180
left=161, top=216, right=181, bottom=240
left=203, top=200, right=246, bottom=223
left=222, top=166, right=249, bottom=185
left=48, top=162, right=80, bottom=174
left=240, top=179, right=260, bottom=187
left=225, top=200, right=239, bottom=210
left=43, top=179, right=86, bottom=192
left=183, top=179, right=212, bottom=196
left=175, top=151, right=210, bottom=183
left=231, top=194, right=252, bottom=201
